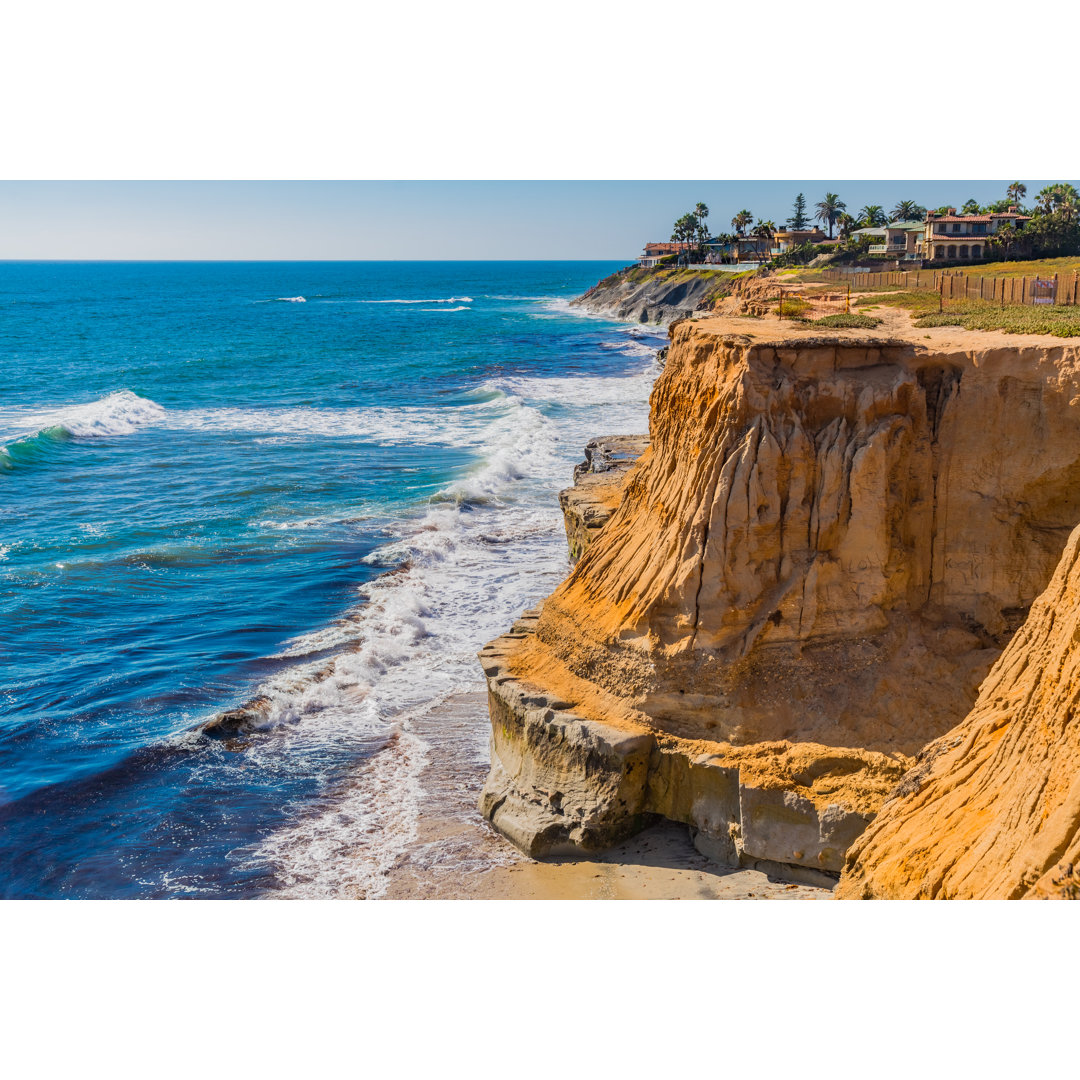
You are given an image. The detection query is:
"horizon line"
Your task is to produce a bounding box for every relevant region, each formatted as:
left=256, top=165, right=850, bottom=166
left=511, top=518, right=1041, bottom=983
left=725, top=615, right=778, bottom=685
left=0, top=257, right=635, bottom=264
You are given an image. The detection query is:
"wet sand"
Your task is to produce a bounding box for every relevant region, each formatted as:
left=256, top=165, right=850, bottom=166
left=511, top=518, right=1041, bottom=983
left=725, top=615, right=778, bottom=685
left=382, top=692, right=832, bottom=901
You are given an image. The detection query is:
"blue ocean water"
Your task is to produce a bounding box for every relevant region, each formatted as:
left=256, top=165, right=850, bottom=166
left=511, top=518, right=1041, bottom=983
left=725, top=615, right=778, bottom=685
left=0, top=261, right=662, bottom=898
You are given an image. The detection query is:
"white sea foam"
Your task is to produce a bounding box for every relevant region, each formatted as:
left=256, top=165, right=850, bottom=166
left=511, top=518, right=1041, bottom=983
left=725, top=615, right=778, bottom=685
left=242, top=350, right=659, bottom=896
left=161, top=393, right=542, bottom=452
left=419, top=305, right=470, bottom=312
left=0, top=391, right=166, bottom=445
left=355, top=296, right=473, bottom=305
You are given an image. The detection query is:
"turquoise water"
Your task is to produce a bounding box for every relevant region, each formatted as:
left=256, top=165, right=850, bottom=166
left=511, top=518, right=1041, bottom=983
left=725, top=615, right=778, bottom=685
left=0, top=261, right=661, bottom=898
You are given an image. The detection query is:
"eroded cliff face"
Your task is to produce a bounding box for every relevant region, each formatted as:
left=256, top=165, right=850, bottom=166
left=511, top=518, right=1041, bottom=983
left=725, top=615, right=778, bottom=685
left=573, top=267, right=732, bottom=323
left=838, top=522, right=1080, bottom=899
left=559, top=435, right=649, bottom=564
left=479, top=316, right=1080, bottom=876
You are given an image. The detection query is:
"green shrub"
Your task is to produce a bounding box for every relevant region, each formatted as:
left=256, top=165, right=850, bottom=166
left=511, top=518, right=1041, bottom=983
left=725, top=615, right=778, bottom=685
left=914, top=306, right=1080, bottom=337
left=777, top=297, right=811, bottom=318
left=813, top=313, right=883, bottom=329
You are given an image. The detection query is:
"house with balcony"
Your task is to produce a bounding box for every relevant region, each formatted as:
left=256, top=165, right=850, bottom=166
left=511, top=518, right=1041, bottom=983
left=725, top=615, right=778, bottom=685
left=924, top=207, right=1030, bottom=263
left=868, top=220, right=925, bottom=260
left=771, top=227, right=827, bottom=253
left=639, top=241, right=695, bottom=267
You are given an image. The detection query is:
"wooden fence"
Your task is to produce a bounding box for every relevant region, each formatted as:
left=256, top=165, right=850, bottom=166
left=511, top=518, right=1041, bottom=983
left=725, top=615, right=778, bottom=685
left=820, top=269, right=1080, bottom=306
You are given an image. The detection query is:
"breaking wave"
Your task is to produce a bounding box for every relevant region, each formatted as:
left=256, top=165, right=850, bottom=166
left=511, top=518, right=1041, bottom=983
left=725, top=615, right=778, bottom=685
left=0, top=391, right=165, bottom=470
left=242, top=355, right=659, bottom=896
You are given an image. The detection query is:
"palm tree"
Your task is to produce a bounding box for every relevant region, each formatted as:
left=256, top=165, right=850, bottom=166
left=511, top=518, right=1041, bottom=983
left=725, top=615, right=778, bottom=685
left=890, top=199, right=926, bottom=222
left=814, top=193, right=846, bottom=238
left=857, top=205, right=887, bottom=227
left=752, top=220, right=776, bottom=238
left=961, top=198, right=982, bottom=216
left=694, top=202, right=709, bottom=230
left=836, top=212, right=858, bottom=240
left=671, top=212, right=698, bottom=263
left=731, top=209, right=754, bottom=236
left=1038, top=183, right=1080, bottom=220
left=1006, top=181, right=1026, bottom=207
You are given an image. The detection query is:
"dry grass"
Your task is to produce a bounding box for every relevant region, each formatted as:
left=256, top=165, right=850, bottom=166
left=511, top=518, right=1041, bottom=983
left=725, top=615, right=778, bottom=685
left=913, top=306, right=1080, bottom=337
left=941, top=256, right=1080, bottom=279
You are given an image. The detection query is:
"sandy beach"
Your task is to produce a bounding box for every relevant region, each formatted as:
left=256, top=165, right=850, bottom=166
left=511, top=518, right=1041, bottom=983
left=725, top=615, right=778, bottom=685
left=382, top=693, right=832, bottom=900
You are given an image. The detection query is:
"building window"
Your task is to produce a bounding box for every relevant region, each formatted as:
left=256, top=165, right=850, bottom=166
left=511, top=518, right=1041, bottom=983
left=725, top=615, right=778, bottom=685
left=936, top=246, right=944, bottom=258
left=973, top=224, right=986, bottom=234
left=959, top=245, right=969, bottom=258
left=972, top=245, right=981, bottom=258
left=948, top=245, right=957, bottom=258
left=952, top=223, right=961, bottom=233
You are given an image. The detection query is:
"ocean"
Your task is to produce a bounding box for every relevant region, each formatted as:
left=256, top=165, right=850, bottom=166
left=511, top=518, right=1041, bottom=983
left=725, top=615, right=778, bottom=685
left=0, top=260, right=662, bottom=898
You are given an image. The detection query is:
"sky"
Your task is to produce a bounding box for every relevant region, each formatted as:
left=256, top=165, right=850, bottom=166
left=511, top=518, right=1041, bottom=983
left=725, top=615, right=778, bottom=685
left=0, top=180, right=1068, bottom=261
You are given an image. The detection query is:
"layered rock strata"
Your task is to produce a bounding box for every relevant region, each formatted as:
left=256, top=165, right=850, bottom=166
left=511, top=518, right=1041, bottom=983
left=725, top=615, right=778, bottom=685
left=559, top=435, right=649, bottom=564
left=573, top=268, right=731, bottom=323
left=479, top=316, right=1080, bottom=878
left=838, top=522, right=1080, bottom=899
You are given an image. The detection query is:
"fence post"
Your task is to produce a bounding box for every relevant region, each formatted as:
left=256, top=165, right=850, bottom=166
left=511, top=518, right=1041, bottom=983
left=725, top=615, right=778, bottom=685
left=1054, top=273, right=1059, bottom=306
left=1021, top=277, right=1027, bottom=305
left=939, top=272, right=944, bottom=313
left=846, top=282, right=850, bottom=314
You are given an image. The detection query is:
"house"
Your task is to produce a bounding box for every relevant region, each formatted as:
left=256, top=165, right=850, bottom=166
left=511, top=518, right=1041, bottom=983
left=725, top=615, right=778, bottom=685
left=868, top=220, right=925, bottom=261
left=734, top=236, right=771, bottom=262
left=639, top=242, right=695, bottom=267
left=771, top=227, right=827, bottom=253
left=924, top=207, right=1030, bottom=262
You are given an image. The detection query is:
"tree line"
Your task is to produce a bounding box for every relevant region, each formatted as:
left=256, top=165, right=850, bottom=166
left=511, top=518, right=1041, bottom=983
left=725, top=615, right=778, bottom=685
left=666, top=182, right=1080, bottom=263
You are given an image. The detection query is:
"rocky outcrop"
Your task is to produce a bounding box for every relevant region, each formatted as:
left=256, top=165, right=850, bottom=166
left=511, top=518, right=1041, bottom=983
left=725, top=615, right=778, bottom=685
left=573, top=266, right=737, bottom=323
left=479, top=314, right=1080, bottom=878
left=559, top=435, right=649, bottom=564
left=838, top=522, right=1080, bottom=899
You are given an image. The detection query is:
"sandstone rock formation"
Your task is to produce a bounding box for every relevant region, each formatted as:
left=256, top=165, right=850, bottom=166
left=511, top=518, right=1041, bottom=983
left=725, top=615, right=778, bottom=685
left=480, top=315, right=1080, bottom=877
left=559, top=435, right=649, bottom=564
left=838, top=521, right=1080, bottom=899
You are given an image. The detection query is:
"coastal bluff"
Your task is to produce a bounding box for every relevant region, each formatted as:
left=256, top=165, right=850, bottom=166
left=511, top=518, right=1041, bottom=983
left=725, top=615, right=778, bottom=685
left=478, top=313, right=1080, bottom=883
left=559, top=435, right=649, bottom=565
left=573, top=266, right=730, bottom=323
left=838, top=520, right=1080, bottom=899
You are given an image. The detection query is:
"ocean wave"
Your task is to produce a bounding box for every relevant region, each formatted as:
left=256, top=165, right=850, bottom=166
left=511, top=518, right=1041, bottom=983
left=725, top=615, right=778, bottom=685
left=356, top=297, right=473, bottom=305
left=419, top=305, right=470, bottom=312
left=160, top=395, right=531, bottom=449
left=0, top=391, right=165, bottom=470
left=214, top=331, right=657, bottom=895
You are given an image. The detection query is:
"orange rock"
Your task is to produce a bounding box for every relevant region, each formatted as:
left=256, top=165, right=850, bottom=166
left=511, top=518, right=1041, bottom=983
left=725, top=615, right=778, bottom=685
left=839, top=520, right=1080, bottom=899
left=481, top=314, right=1080, bottom=876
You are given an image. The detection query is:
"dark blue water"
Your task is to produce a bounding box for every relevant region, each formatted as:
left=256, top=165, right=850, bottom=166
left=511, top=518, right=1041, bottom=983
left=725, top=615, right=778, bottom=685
left=0, top=261, right=662, bottom=898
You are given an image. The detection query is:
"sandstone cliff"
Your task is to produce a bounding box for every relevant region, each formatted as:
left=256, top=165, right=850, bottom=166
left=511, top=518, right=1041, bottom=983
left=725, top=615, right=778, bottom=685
left=560, top=435, right=649, bottom=564
left=480, top=314, right=1080, bottom=878
left=838, top=521, right=1080, bottom=899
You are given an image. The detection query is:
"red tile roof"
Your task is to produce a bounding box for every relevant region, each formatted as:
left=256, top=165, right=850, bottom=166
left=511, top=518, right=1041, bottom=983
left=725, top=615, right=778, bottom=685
left=931, top=213, right=1030, bottom=223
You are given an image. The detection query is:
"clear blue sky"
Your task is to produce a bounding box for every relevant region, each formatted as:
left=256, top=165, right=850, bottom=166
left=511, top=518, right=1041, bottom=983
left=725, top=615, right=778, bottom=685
left=0, top=180, right=1066, bottom=260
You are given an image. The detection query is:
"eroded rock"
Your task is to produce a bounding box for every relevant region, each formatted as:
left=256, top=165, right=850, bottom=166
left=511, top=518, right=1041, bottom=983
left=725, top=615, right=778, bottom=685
left=838, top=521, right=1080, bottom=899
left=559, top=435, right=648, bottom=564
left=480, top=314, right=1080, bottom=877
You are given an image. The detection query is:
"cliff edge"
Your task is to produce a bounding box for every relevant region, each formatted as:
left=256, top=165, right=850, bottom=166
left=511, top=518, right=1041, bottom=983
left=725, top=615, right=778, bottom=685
left=479, top=314, right=1080, bottom=879
left=838, top=521, right=1080, bottom=899
left=573, top=265, right=741, bottom=323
